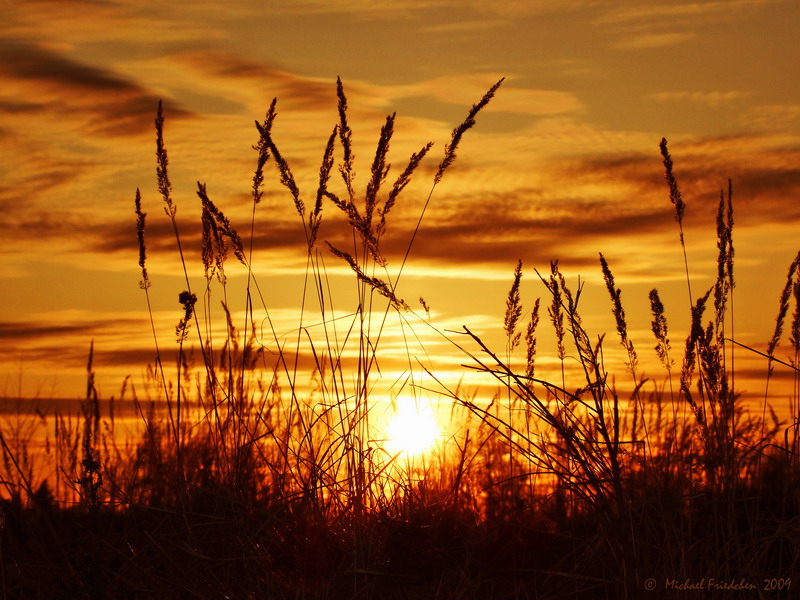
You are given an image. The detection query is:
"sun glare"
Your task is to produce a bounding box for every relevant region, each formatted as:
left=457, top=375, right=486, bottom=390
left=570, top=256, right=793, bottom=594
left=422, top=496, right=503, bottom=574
left=385, top=399, right=441, bottom=458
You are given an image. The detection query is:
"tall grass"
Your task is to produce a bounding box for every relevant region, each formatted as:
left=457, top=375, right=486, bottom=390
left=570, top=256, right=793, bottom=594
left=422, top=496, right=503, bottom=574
left=440, top=139, right=798, bottom=596
left=1, top=84, right=799, bottom=599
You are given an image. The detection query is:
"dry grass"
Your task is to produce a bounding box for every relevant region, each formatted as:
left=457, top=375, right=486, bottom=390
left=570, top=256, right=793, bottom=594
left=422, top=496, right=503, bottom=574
left=1, top=82, right=799, bottom=599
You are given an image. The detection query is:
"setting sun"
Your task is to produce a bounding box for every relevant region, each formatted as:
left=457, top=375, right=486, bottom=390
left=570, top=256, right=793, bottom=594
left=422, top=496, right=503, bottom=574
left=384, top=399, right=441, bottom=458
left=3, top=1, right=800, bottom=597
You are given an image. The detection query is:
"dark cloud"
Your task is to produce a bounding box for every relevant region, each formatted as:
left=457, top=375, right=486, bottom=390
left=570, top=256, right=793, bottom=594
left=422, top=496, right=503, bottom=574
left=0, top=316, right=149, bottom=344
left=546, top=139, right=800, bottom=227
left=87, top=211, right=308, bottom=267
left=0, top=210, right=105, bottom=245
left=394, top=139, right=800, bottom=268
left=0, top=99, right=43, bottom=114
left=87, top=216, right=180, bottom=256
left=4, top=344, right=149, bottom=372
left=0, top=40, right=192, bottom=137
left=173, top=50, right=338, bottom=112
left=15, top=130, right=800, bottom=284
left=0, top=161, right=92, bottom=214
left=30, top=340, right=357, bottom=379
left=0, top=40, right=134, bottom=92
left=0, top=321, right=96, bottom=341
left=397, top=210, right=666, bottom=268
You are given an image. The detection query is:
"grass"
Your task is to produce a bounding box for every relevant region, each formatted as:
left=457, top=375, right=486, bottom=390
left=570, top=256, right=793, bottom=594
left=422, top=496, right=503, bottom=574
left=1, top=79, right=799, bottom=599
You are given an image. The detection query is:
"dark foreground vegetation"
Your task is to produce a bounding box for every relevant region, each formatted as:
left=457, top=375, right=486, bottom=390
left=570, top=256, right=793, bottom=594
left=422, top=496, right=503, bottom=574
left=2, top=79, right=799, bottom=599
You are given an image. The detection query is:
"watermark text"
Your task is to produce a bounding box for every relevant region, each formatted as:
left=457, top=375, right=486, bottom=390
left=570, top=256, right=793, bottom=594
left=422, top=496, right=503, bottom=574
left=643, top=576, right=792, bottom=592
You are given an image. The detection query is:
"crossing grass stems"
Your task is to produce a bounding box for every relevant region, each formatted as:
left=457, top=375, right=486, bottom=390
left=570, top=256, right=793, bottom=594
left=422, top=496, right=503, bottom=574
left=0, top=82, right=799, bottom=599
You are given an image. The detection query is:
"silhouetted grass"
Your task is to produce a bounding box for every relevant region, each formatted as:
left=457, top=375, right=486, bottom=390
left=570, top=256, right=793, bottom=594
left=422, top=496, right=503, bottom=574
left=1, top=82, right=799, bottom=599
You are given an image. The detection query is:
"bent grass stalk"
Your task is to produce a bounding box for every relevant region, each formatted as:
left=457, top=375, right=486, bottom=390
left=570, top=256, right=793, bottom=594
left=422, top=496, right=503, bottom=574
left=4, top=79, right=800, bottom=599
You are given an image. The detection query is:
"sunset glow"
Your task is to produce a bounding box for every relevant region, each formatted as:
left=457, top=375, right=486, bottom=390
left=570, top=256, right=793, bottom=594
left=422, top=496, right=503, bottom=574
left=3, top=3, right=800, bottom=597
left=384, top=398, right=441, bottom=458
left=1, top=1, right=798, bottom=407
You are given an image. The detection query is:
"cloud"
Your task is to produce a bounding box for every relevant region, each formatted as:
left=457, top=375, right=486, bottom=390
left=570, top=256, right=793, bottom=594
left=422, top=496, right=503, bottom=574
left=419, top=19, right=508, bottom=34
left=256, top=0, right=596, bottom=19
left=741, top=104, right=800, bottom=131
left=653, top=135, right=800, bottom=214
left=362, top=135, right=800, bottom=275
left=4, top=0, right=228, bottom=47
left=170, top=50, right=338, bottom=115
left=0, top=212, right=107, bottom=253
left=387, top=76, right=584, bottom=118
left=81, top=131, right=800, bottom=282
left=650, top=91, right=750, bottom=108
left=0, top=321, right=97, bottom=342
left=0, top=152, right=94, bottom=216
left=597, top=0, right=776, bottom=50
left=613, top=32, right=695, bottom=49
left=0, top=313, right=148, bottom=373
left=0, top=41, right=192, bottom=138
left=169, top=52, right=581, bottom=126
left=597, top=1, right=773, bottom=26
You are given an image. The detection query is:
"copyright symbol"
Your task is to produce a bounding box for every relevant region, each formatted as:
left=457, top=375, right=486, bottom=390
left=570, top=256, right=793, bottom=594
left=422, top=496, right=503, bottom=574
left=644, top=578, right=657, bottom=591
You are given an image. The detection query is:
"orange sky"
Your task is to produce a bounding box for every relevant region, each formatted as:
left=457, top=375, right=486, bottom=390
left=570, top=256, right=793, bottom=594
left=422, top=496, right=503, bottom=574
left=2, top=0, right=800, bottom=417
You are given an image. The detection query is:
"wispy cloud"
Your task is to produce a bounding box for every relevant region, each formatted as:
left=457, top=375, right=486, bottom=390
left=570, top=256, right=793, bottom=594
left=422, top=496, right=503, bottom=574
left=597, top=0, right=779, bottom=49
left=419, top=19, right=508, bottom=34
left=0, top=40, right=192, bottom=138
left=257, top=0, right=596, bottom=18
left=171, top=50, right=337, bottom=114
left=741, top=104, right=800, bottom=131
left=0, top=320, right=99, bottom=342
left=598, top=0, right=776, bottom=26
left=4, top=0, right=227, bottom=46
left=650, top=91, right=750, bottom=108
left=386, top=76, right=584, bottom=117
left=613, top=32, right=695, bottom=49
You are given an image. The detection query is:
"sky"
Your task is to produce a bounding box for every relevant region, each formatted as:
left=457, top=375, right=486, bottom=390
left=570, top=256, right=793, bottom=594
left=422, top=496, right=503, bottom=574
left=2, top=0, right=800, bottom=421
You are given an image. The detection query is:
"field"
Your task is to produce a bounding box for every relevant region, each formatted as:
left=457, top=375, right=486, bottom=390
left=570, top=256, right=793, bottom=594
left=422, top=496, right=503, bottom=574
left=1, top=80, right=798, bottom=599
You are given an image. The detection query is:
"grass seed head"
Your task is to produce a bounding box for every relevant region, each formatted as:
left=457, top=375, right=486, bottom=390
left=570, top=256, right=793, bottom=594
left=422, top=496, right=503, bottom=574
left=134, top=188, right=149, bottom=288
left=435, top=78, right=504, bottom=184
left=659, top=137, right=685, bottom=224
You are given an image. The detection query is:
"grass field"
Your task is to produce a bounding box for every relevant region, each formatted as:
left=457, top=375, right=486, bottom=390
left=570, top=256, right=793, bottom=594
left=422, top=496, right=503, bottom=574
left=1, top=79, right=798, bottom=599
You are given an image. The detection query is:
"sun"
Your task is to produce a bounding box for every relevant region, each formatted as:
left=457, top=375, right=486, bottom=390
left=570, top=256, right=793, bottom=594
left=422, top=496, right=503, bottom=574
left=384, top=399, right=441, bottom=458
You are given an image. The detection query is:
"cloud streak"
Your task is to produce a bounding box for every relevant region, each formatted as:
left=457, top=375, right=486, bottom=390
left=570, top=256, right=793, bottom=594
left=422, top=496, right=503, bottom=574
left=0, top=40, right=192, bottom=138
left=597, top=0, right=781, bottom=49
